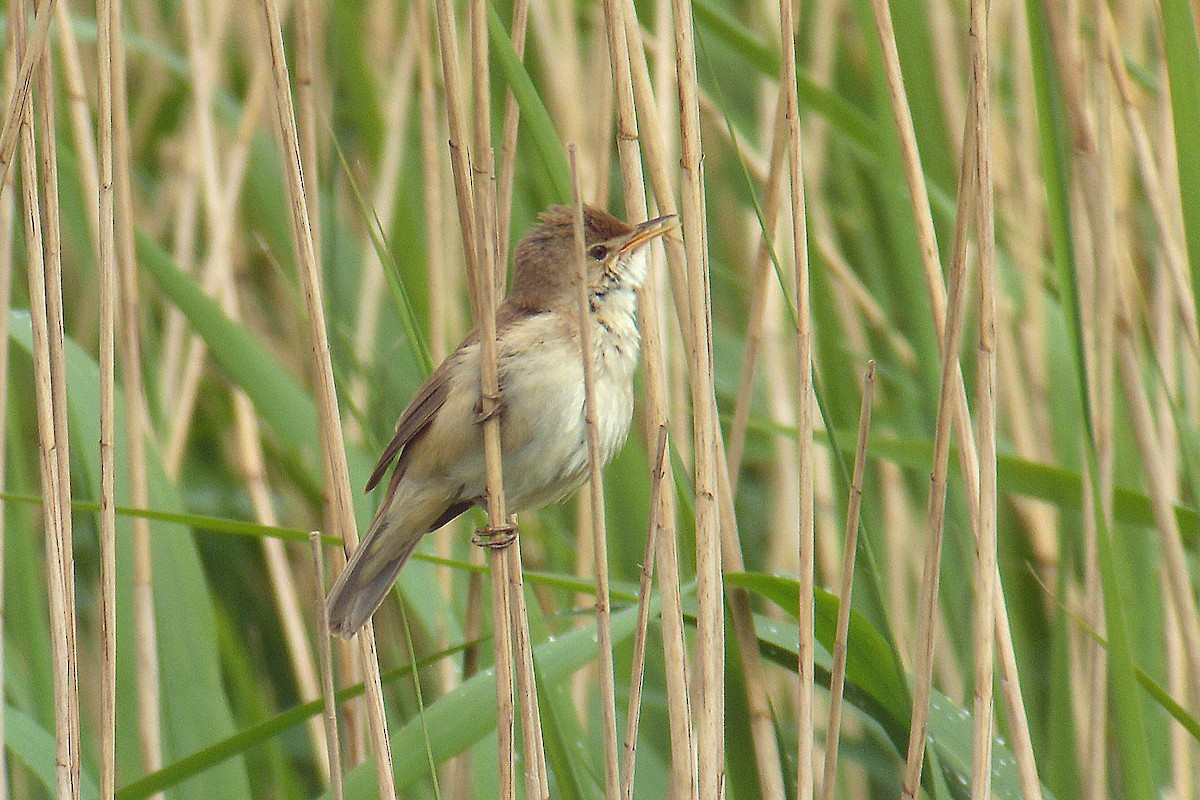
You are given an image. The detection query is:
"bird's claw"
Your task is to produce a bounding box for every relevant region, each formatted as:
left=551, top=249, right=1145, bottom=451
left=473, top=521, right=518, bottom=550
left=474, top=391, right=505, bottom=424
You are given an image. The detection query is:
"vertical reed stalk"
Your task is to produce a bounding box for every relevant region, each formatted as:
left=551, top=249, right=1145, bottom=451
left=778, top=0, right=815, bottom=796
left=0, top=0, right=56, bottom=197
left=12, top=6, right=76, bottom=797
left=569, top=147, right=622, bottom=800
left=295, top=0, right=320, bottom=263
left=667, top=0, right=725, bottom=794
left=599, top=0, right=696, bottom=794
left=0, top=41, right=12, bottom=800
left=96, top=0, right=119, bottom=794
left=258, top=3, right=397, bottom=797
left=820, top=362, right=875, bottom=800
left=311, top=531, right=346, bottom=800
left=106, top=0, right=164, bottom=777
left=620, top=426, right=668, bottom=800
left=969, top=0, right=998, bottom=795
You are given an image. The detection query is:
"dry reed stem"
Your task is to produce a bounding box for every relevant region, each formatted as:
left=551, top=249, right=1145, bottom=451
left=820, top=361, right=875, bottom=800
left=295, top=0, right=321, bottom=267
left=726, top=87, right=788, bottom=484
left=53, top=0, right=101, bottom=255
left=1115, top=330, right=1200, bottom=701
left=495, top=0, right=530, bottom=268
left=778, top=0, right=815, bottom=796
left=505, top=541, right=549, bottom=799
left=257, top=2, right=397, bottom=796
left=0, top=0, right=56, bottom=199
left=570, top=147, right=622, bottom=800
left=465, top=0, right=522, bottom=793
left=311, top=531, right=347, bottom=800
left=34, top=0, right=80, bottom=775
left=969, top=0, right=998, bottom=794
left=1100, top=9, right=1200, bottom=360
left=600, top=0, right=697, bottom=791
left=1044, top=6, right=1119, bottom=790
left=12, top=12, right=76, bottom=800
left=96, top=0, right=119, bottom=793
left=0, top=41, right=12, bottom=800
left=899, top=90, right=978, bottom=800
left=620, top=426, right=669, bottom=800
left=104, top=0, right=163, bottom=776
left=349, top=19, right=418, bottom=437
left=666, top=0, right=726, bottom=793
left=712, top=444, right=786, bottom=800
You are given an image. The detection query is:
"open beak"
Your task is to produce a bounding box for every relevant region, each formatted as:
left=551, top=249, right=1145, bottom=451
left=620, top=214, right=678, bottom=254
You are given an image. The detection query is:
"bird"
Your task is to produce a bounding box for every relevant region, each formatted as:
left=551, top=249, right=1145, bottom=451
left=326, top=205, right=676, bottom=637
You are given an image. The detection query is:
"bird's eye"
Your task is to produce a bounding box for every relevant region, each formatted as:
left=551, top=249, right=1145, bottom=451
left=588, top=244, right=609, bottom=260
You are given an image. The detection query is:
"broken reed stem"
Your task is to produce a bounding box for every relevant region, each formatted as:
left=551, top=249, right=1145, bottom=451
left=778, top=0, right=815, bottom=797
left=600, top=0, right=697, bottom=792
left=96, top=0, right=118, bottom=794
left=258, top=2, right=396, bottom=797
left=820, top=361, right=875, bottom=800
left=969, top=0, right=998, bottom=794
left=667, top=0, right=725, bottom=796
left=311, top=532, right=347, bottom=800
left=0, top=0, right=56, bottom=199
left=570, top=147, right=622, bottom=800
left=620, top=426, right=668, bottom=800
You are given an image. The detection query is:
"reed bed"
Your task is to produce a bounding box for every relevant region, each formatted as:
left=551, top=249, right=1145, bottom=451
left=2, top=0, right=1199, bottom=799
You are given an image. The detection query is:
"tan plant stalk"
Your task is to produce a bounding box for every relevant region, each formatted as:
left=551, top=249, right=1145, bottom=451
left=778, top=0, right=815, bottom=796
left=96, top=0, right=119, bottom=794
left=0, top=0, right=56, bottom=198
left=666, top=0, right=726, bottom=794
left=431, top=0, right=516, bottom=791
left=257, top=3, right=397, bottom=797
left=1100, top=9, right=1200, bottom=359
left=1115, top=328, right=1200, bottom=700
left=53, top=0, right=101, bottom=254
left=620, top=426, right=669, bottom=800
left=505, top=540, right=550, bottom=799
left=295, top=0, right=321, bottom=264
left=495, top=0, right=530, bottom=268
left=104, top=0, right=163, bottom=776
left=12, top=8, right=76, bottom=799
left=0, top=52, right=11, bottom=800
left=598, top=0, right=696, bottom=794
left=900, top=97, right=978, bottom=800
left=569, top=147, right=622, bottom=800
left=969, top=0, right=999, bottom=794
left=349, top=20, right=419, bottom=439
left=726, top=88, right=788, bottom=484
left=310, top=531, right=347, bottom=800
left=820, top=361, right=875, bottom=800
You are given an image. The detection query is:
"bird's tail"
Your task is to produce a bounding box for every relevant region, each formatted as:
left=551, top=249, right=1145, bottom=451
left=326, top=497, right=428, bottom=638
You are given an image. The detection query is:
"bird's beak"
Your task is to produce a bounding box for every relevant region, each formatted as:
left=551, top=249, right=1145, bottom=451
left=620, top=214, right=678, bottom=254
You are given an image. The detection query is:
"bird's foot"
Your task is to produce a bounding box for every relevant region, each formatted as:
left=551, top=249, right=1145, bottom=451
left=473, top=521, right=518, bottom=550
left=474, top=391, right=505, bottom=424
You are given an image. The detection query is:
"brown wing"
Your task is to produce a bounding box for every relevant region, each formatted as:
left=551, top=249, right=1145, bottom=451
left=365, top=341, right=469, bottom=493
